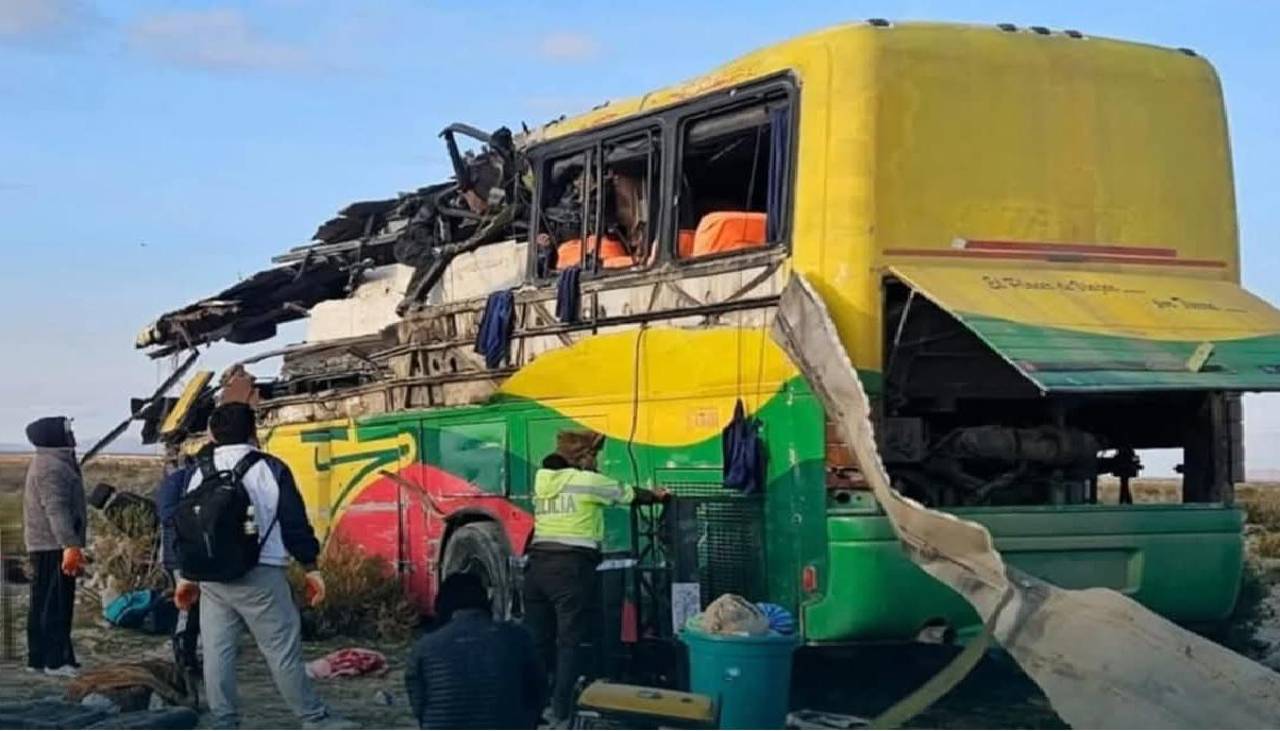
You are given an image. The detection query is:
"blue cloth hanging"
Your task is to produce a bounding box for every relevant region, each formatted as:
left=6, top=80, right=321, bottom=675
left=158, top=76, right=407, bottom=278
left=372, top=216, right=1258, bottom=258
left=474, top=289, right=515, bottom=369
left=722, top=398, right=766, bottom=494
left=555, top=265, right=582, bottom=324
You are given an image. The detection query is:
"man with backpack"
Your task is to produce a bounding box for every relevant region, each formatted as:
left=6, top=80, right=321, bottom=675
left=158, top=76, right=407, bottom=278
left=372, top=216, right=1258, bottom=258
left=172, top=403, right=351, bottom=729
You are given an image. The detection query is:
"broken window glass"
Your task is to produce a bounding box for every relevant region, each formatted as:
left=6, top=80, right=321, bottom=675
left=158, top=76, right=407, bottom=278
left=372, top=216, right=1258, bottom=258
left=535, top=149, right=592, bottom=277
left=676, top=98, right=790, bottom=260
left=534, top=130, right=662, bottom=277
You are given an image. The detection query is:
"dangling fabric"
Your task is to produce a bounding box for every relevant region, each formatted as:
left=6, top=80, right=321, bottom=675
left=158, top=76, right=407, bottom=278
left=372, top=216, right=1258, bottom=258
left=765, top=106, right=789, bottom=243
left=555, top=265, right=582, bottom=324
left=473, top=290, right=516, bottom=369
left=721, top=399, right=766, bottom=494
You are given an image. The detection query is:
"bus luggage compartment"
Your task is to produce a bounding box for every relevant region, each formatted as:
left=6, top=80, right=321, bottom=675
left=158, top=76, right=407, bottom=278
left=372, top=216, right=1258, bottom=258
left=803, top=503, right=1244, bottom=643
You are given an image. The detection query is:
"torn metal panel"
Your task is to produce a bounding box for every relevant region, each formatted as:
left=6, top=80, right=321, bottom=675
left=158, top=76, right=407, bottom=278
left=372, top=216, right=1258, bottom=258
left=770, top=273, right=1280, bottom=729
left=239, top=254, right=787, bottom=427
left=136, top=257, right=352, bottom=355
left=138, top=124, right=531, bottom=357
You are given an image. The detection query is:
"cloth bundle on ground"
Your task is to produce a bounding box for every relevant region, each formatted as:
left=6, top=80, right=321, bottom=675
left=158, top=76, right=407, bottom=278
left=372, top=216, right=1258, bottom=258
left=305, top=648, right=388, bottom=679
left=64, top=659, right=192, bottom=712
left=699, top=593, right=769, bottom=636
left=102, top=590, right=177, bottom=635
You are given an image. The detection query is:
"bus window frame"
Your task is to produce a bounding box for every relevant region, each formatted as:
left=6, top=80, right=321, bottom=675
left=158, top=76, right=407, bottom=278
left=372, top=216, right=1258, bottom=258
left=671, top=81, right=797, bottom=266
left=528, top=122, right=668, bottom=284
left=525, top=72, right=797, bottom=284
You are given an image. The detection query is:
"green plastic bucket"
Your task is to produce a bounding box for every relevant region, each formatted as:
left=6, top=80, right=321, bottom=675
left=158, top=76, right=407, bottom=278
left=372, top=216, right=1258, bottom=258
left=680, top=626, right=799, bottom=729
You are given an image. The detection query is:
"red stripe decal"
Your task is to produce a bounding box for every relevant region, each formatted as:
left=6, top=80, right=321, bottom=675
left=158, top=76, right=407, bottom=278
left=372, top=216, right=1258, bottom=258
left=962, top=239, right=1179, bottom=258
left=885, top=248, right=1226, bottom=269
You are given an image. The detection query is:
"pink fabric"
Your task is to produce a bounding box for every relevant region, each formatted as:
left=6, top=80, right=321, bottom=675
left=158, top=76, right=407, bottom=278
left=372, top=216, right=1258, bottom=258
left=306, top=648, right=388, bottom=679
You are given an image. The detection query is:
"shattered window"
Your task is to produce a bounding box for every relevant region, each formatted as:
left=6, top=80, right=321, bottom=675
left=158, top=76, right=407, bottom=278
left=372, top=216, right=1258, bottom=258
left=535, top=130, right=661, bottom=276
left=676, top=98, right=790, bottom=260
left=535, top=149, right=593, bottom=277
left=598, top=132, right=661, bottom=269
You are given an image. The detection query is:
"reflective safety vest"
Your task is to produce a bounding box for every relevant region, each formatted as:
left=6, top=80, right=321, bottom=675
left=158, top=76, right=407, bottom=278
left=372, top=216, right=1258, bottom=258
left=531, top=467, right=635, bottom=549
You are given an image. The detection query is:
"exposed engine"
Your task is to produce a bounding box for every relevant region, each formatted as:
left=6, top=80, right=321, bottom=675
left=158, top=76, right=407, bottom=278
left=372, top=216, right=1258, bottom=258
left=883, top=420, right=1112, bottom=507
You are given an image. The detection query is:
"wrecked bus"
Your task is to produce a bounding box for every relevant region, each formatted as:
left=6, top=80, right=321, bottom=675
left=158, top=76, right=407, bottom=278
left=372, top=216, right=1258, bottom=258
left=137, top=21, right=1280, bottom=645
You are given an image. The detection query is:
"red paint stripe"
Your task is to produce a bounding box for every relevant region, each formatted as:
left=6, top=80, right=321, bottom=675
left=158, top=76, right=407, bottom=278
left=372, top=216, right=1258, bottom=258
left=963, top=239, right=1179, bottom=258
left=884, top=248, right=1227, bottom=269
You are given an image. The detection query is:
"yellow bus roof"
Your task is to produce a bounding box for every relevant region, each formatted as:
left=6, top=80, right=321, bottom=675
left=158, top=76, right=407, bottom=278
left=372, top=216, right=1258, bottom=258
left=531, top=21, right=1217, bottom=142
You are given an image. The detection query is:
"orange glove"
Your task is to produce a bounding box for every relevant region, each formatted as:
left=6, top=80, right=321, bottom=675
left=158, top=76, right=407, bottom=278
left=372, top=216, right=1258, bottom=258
left=61, top=547, right=85, bottom=576
left=174, top=579, right=200, bottom=611
left=304, top=571, right=326, bottom=607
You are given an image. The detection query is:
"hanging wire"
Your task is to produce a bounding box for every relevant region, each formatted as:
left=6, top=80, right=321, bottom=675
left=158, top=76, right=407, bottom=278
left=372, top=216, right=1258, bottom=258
left=626, top=325, right=648, bottom=488
left=736, top=122, right=766, bottom=404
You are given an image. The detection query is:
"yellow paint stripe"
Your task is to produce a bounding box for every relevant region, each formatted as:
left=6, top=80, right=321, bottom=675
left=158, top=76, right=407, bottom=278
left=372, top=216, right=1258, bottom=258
left=162, top=370, right=213, bottom=435
left=500, top=328, right=799, bottom=446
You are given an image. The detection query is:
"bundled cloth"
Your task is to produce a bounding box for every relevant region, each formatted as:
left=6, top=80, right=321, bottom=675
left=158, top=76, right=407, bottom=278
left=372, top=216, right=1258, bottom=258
left=473, top=290, right=516, bottom=369
left=306, top=648, right=388, bottom=679
left=65, top=660, right=191, bottom=712
left=756, top=602, right=796, bottom=635
left=699, top=594, right=769, bottom=636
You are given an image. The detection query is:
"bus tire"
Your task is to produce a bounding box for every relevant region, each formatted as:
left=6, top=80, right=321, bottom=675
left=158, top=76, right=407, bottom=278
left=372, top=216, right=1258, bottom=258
left=440, top=521, right=513, bottom=619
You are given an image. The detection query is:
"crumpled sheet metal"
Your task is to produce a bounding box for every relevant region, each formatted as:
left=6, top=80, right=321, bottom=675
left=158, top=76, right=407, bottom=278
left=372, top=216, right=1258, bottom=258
left=770, top=274, right=1280, bottom=729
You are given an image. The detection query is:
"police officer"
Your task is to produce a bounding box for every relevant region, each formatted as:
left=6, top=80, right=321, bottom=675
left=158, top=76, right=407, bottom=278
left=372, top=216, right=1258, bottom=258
left=524, top=430, right=668, bottom=725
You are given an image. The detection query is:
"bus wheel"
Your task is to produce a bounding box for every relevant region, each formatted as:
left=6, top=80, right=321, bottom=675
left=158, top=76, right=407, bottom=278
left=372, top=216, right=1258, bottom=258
left=440, top=522, right=513, bottom=619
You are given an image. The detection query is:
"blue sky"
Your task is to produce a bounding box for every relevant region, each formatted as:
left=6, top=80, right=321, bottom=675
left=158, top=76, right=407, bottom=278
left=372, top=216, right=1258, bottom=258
left=1, top=0, right=1278, bottom=473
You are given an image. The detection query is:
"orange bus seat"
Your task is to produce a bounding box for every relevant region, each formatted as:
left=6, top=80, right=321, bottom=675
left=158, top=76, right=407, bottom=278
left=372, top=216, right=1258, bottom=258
left=677, top=229, right=697, bottom=258
left=556, top=236, right=628, bottom=270
left=688, top=212, right=767, bottom=258
left=603, top=256, right=635, bottom=269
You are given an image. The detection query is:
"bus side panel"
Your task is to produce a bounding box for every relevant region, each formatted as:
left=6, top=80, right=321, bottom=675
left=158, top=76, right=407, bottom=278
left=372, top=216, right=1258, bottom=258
left=805, top=505, right=1245, bottom=642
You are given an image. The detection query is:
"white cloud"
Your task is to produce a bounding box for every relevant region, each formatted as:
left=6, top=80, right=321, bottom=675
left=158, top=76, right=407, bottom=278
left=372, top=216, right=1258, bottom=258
left=0, top=0, right=96, bottom=45
left=126, top=8, right=316, bottom=73
left=536, top=31, right=599, bottom=62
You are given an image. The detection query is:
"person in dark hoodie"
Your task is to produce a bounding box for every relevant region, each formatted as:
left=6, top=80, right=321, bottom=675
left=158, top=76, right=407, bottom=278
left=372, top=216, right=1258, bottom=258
left=22, top=416, right=87, bottom=678
left=405, top=572, right=545, bottom=729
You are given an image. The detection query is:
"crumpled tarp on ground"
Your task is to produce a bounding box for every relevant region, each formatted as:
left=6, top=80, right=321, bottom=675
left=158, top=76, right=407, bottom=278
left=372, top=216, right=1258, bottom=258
left=770, top=274, right=1280, bottom=729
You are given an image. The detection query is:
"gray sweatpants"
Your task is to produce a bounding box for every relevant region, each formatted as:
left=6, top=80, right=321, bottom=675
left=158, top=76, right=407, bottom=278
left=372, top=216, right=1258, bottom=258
left=200, top=565, right=327, bottom=728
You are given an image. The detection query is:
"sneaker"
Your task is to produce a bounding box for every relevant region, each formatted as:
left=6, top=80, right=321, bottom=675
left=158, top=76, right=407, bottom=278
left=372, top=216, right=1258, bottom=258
left=24, top=666, right=40, bottom=674
left=43, top=665, right=80, bottom=678
left=302, top=714, right=359, bottom=730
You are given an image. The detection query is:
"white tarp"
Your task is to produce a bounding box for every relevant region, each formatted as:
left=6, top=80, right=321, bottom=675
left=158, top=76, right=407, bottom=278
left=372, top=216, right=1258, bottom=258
left=770, top=274, right=1280, bottom=729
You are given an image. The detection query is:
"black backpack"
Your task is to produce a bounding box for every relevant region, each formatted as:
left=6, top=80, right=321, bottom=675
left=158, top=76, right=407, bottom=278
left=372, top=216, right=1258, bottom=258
left=174, top=447, right=276, bottom=582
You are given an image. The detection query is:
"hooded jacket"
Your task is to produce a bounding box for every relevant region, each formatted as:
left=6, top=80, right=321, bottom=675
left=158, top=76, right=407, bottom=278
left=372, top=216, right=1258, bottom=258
left=23, top=417, right=88, bottom=552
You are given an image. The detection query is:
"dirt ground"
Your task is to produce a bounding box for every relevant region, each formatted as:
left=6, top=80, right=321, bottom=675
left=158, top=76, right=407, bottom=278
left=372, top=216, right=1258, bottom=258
left=0, top=589, right=416, bottom=729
